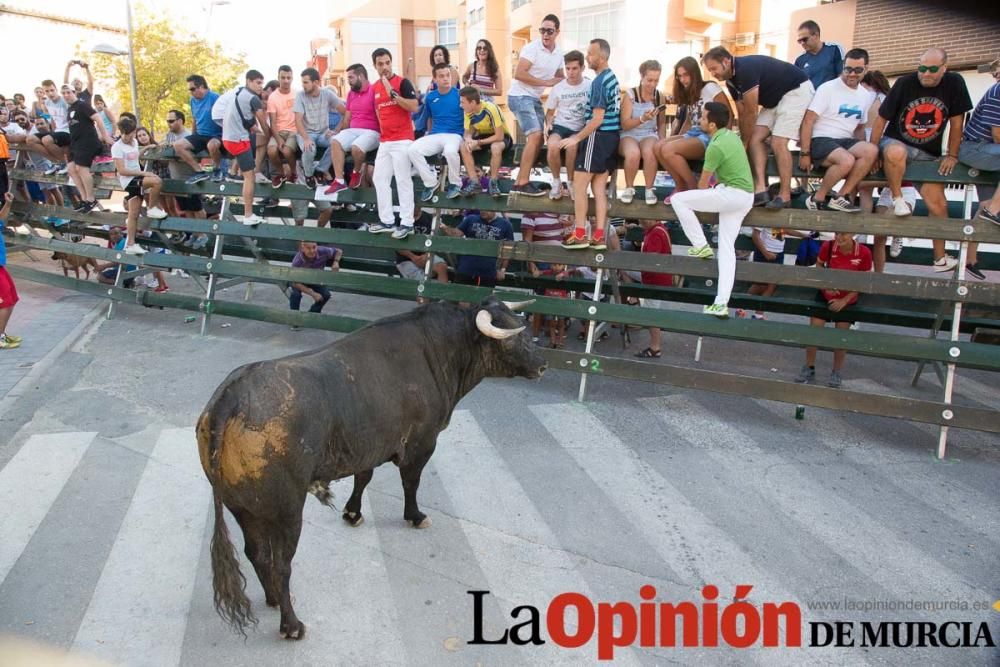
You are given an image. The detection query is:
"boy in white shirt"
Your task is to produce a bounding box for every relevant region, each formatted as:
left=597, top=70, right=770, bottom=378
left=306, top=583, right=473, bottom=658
left=110, top=116, right=168, bottom=254
left=544, top=50, right=590, bottom=200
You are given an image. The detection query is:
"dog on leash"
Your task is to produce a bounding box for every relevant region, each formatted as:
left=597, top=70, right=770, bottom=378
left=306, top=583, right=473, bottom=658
left=51, top=252, right=100, bottom=279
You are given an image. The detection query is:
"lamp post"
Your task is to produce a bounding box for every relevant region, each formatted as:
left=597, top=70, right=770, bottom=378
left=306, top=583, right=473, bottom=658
left=204, top=0, right=231, bottom=35
left=92, top=0, right=140, bottom=124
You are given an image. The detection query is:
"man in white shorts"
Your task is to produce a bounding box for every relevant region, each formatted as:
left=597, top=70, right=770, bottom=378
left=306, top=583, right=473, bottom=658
left=325, top=63, right=381, bottom=195
left=704, top=46, right=814, bottom=210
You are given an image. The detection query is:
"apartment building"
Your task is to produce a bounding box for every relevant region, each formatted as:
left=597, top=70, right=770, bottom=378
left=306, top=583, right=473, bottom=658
left=314, top=0, right=826, bottom=102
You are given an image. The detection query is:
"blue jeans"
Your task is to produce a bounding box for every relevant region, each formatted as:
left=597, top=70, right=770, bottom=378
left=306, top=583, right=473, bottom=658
left=508, top=95, right=545, bottom=136
left=301, top=132, right=333, bottom=176
left=958, top=141, right=1000, bottom=172
left=289, top=284, right=331, bottom=313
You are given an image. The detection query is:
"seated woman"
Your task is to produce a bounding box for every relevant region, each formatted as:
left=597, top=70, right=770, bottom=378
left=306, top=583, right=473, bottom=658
left=618, top=60, right=666, bottom=205
left=655, top=56, right=729, bottom=203
left=462, top=39, right=503, bottom=103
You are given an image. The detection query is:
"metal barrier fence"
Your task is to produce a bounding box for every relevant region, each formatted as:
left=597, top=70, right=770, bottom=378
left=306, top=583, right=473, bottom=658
left=5, top=150, right=1000, bottom=458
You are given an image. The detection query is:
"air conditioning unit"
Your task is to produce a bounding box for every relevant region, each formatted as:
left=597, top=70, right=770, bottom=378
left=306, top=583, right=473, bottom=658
left=735, top=32, right=755, bottom=46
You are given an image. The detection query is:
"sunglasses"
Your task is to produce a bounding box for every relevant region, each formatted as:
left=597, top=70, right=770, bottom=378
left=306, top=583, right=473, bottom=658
left=538, top=27, right=556, bottom=35
left=188, top=87, right=197, bottom=92
left=796, top=36, right=810, bottom=44
left=477, top=46, right=488, bottom=51
left=843, top=66, right=865, bottom=75
left=166, top=117, right=178, bottom=123
left=917, top=65, right=941, bottom=73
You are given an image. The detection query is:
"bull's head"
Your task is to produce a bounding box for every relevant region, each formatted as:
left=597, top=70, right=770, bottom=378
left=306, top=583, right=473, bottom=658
left=474, top=296, right=547, bottom=379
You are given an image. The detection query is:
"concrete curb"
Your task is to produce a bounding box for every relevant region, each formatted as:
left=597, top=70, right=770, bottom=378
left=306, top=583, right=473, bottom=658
left=0, top=302, right=105, bottom=420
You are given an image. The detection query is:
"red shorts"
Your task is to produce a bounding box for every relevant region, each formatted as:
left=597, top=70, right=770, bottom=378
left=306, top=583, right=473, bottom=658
left=0, top=266, right=19, bottom=309
left=222, top=139, right=252, bottom=156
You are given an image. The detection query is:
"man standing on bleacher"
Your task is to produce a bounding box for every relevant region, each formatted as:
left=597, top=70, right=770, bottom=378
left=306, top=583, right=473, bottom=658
left=368, top=48, right=420, bottom=240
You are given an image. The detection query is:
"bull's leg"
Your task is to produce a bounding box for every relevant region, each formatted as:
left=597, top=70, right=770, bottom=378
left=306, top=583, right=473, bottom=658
left=231, top=509, right=279, bottom=607
left=399, top=446, right=436, bottom=528
left=274, top=506, right=306, bottom=640
left=308, top=480, right=335, bottom=510
left=342, top=469, right=373, bottom=527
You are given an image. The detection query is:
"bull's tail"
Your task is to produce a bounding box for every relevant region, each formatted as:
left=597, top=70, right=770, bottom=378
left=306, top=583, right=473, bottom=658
left=210, top=486, right=257, bottom=637
left=199, top=410, right=257, bottom=637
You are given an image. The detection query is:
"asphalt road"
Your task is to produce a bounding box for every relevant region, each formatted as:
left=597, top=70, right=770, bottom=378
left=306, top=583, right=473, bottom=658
left=0, top=268, right=997, bottom=666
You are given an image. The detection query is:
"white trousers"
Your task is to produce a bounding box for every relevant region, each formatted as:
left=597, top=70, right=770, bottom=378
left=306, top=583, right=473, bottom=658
left=408, top=133, right=463, bottom=187
left=670, top=185, right=754, bottom=306
left=373, top=139, right=415, bottom=227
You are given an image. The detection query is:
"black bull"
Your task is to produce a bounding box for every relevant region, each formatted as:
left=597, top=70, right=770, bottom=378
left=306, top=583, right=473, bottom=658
left=197, top=297, right=547, bottom=639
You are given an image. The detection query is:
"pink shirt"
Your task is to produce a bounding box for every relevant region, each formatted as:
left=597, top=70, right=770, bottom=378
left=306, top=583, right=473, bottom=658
left=347, top=84, right=379, bottom=132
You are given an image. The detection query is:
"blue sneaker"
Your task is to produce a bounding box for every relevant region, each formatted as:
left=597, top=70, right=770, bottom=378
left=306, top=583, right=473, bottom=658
left=211, top=168, right=224, bottom=183
left=444, top=184, right=461, bottom=199
left=186, top=172, right=209, bottom=185
left=420, top=186, right=437, bottom=202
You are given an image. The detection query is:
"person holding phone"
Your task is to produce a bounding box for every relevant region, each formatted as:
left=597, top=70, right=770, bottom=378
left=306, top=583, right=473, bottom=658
left=618, top=60, right=667, bottom=205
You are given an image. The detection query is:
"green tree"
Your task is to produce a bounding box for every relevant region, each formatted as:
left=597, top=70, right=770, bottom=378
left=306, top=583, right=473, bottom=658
left=88, top=6, right=247, bottom=136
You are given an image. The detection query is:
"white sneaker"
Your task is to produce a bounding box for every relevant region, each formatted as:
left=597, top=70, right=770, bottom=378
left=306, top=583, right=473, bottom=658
left=242, top=213, right=265, bottom=226
left=124, top=243, right=147, bottom=255
left=549, top=187, right=562, bottom=201
left=618, top=187, right=635, bottom=204
left=146, top=206, right=168, bottom=219
left=254, top=173, right=270, bottom=184
left=645, top=189, right=658, bottom=205
left=889, top=236, right=904, bottom=258
left=932, top=255, right=958, bottom=272
left=893, top=196, right=912, bottom=217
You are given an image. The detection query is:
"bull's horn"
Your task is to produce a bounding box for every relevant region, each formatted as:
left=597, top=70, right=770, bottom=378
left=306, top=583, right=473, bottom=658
left=502, top=299, right=536, bottom=311
left=476, top=309, right=525, bottom=340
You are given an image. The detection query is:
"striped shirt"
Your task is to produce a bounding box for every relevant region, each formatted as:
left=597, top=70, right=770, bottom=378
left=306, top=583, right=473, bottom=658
left=963, top=82, right=1000, bottom=143
left=585, top=67, right=621, bottom=132
left=520, top=214, right=566, bottom=245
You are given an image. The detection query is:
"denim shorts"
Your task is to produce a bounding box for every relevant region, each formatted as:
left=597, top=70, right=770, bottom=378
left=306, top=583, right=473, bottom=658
left=684, top=127, right=710, bottom=149
left=958, top=141, right=1000, bottom=173
left=508, top=95, right=545, bottom=136
left=879, top=136, right=936, bottom=161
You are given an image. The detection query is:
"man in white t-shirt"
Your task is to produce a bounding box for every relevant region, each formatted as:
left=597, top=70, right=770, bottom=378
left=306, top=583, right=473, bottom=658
left=110, top=115, right=168, bottom=255
left=544, top=50, right=590, bottom=200
left=508, top=13, right=564, bottom=196
left=798, top=48, right=878, bottom=212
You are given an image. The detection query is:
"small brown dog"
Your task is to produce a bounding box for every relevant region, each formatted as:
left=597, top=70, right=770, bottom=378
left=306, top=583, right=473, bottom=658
left=52, top=251, right=100, bottom=279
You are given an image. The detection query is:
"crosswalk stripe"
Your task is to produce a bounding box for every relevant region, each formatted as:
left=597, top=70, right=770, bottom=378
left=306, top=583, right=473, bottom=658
left=531, top=403, right=809, bottom=664
left=752, top=397, right=1000, bottom=540
left=72, top=428, right=210, bottom=665
left=0, top=431, right=96, bottom=586
left=644, top=395, right=992, bottom=605
left=435, top=410, right=640, bottom=665
left=287, top=492, right=409, bottom=665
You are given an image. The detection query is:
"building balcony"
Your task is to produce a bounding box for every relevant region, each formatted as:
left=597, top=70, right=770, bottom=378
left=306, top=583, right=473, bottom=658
left=683, top=0, right=736, bottom=24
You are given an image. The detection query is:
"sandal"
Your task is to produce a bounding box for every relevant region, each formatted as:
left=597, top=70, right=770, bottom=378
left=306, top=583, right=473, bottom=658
left=634, top=347, right=662, bottom=358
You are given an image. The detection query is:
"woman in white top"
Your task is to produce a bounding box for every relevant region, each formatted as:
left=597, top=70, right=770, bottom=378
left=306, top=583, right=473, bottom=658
left=462, top=39, right=503, bottom=102
left=618, top=60, right=667, bottom=205
left=655, top=56, right=730, bottom=202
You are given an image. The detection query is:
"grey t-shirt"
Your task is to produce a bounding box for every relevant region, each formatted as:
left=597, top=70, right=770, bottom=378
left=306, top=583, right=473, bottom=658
left=222, top=87, right=263, bottom=142
left=293, top=88, right=342, bottom=134
left=164, top=129, right=195, bottom=178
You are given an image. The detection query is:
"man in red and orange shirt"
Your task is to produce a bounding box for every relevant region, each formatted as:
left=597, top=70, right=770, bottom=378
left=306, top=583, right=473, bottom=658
left=634, top=219, right=672, bottom=359
left=367, top=48, right=420, bottom=240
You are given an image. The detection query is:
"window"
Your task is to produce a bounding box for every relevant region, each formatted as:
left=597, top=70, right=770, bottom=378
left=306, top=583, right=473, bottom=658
left=511, top=0, right=530, bottom=9
left=416, top=27, right=435, bottom=48
left=469, top=7, right=484, bottom=25
left=560, top=2, right=626, bottom=61
left=437, top=19, right=457, bottom=50
left=349, top=18, right=398, bottom=71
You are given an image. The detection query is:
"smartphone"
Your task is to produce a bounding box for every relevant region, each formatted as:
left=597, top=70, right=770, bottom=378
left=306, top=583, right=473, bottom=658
left=653, top=103, right=668, bottom=113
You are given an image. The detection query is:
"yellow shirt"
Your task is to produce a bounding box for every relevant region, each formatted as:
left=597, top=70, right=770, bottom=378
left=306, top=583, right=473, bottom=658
left=464, top=101, right=508, bottom=138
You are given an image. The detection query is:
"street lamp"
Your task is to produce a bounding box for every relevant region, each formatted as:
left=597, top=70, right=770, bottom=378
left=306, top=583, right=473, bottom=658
left=91, top=0, right=140, bottom=124
left=204, top=0, right=231, bottom=35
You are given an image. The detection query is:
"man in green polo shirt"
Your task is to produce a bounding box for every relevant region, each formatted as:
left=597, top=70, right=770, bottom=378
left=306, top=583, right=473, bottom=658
left=669, top=101, right=754, bottom=318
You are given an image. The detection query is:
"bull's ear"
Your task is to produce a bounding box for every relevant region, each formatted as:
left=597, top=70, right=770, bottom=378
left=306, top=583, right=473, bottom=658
left=480, top=294, right=502, bottom=308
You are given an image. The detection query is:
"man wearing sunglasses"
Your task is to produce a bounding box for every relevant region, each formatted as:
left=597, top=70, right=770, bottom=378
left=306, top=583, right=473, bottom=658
left=799, top=49, right=878, bottom=213
left=508, top=14, right=564, bottom=197
left=172, top=74, right=223, bottom=185
left=870, top=48, right=972, bottom=273
left=794, top=20, right=844, bottom=90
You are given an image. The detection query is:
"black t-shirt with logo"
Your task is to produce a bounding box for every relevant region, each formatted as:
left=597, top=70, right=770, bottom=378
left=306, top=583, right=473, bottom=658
left=879, top=71, right=973, bottom=157
left=68, top=99, right=100, bottom=145
left=726, top=55, right=808, bottom=109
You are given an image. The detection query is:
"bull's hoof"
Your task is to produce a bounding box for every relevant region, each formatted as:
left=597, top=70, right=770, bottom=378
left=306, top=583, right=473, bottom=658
left=342, top=511, right=364, bottom=527
left=279, top=621, right=306, bottom=640
left=410, top=516, right=432, bottom=529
